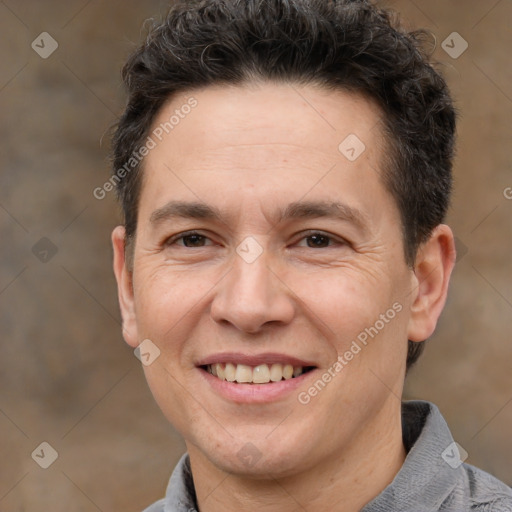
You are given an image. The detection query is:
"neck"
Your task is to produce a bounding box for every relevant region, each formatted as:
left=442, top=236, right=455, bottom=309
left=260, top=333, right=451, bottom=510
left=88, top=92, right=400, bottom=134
left=188, top=402, right=406, bottom=512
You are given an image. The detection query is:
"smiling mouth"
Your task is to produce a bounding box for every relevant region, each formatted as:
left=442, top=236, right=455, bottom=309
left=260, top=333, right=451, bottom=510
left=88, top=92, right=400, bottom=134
left=201, top=363, right=316, bottom=384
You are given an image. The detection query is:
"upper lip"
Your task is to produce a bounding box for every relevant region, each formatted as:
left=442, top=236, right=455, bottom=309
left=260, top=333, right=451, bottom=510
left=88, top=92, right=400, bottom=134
left=196, top=352, right=317, bottom=368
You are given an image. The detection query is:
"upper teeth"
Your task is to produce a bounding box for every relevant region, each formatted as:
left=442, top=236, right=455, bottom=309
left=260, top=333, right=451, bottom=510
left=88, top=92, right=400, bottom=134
left=206, top=363, right=304, bottom=383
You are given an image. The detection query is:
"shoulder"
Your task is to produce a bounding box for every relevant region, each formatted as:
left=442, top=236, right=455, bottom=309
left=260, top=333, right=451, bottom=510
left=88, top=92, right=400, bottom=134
left=461, top=463, right=512, bottom=511
left=139, top=453, right=197, bottom=512
left=399, top=401, right=512, bottom=511
left=141, top=498, right=166, bottom=512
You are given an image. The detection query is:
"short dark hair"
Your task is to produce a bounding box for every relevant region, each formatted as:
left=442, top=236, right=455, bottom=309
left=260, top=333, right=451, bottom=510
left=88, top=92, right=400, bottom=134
left=111, top=0, right=456, bottom=370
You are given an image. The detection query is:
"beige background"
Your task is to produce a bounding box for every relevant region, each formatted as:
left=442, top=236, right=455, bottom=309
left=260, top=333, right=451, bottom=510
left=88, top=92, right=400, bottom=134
left=0, top=0, right=510, bottom=510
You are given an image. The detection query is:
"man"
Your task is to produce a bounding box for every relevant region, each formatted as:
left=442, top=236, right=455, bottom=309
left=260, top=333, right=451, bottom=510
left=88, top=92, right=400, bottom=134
left=110, top=0, right=512, bottom=510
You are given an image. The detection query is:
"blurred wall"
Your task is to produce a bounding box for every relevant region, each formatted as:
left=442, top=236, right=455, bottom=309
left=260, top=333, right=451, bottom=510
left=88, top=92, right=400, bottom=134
left=0, top=0, right=510, bottom=510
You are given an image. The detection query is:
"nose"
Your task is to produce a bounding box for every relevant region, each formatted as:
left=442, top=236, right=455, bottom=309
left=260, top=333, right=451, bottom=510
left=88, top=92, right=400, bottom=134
left=210, top=248, right=295, bottom=334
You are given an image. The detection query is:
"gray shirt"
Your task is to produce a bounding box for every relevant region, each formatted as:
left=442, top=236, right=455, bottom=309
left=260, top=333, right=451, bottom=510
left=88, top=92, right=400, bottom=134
left=143, top=400, right=512, bottom=511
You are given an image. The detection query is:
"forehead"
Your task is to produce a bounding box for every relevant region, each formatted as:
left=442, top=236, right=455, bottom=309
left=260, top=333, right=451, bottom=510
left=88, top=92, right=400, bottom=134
left=150, top=82, right=385, bottom=164
left=138, top=82, right=395, bottom=225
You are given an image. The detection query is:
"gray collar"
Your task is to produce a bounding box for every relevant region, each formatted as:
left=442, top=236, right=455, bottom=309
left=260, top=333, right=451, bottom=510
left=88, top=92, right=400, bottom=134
left=362, top=400, right=460, bottom=511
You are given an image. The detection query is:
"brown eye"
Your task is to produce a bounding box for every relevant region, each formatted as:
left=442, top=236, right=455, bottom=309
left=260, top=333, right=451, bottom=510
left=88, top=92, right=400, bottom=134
left=165, top=231, right=213, bottom=248
left=179, top=234, right=207, bottom=247
left=305, top=234, right=331, bottom=248
left=295, top=231, right=343, bottom=249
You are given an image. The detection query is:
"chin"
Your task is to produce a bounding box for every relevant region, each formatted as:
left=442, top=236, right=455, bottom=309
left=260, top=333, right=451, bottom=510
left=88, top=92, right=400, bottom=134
left=195, top=431, right=316, bottom=480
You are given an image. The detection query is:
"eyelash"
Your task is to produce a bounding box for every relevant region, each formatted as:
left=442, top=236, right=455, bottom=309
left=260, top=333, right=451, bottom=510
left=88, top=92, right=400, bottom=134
left=164, top=230, right=346, bottom=249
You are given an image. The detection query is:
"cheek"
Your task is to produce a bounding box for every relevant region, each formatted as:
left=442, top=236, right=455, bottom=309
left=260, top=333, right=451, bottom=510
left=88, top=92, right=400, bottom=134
left=294, top=268, right=391, bottom=333
left=299, top=267, right=409, bottom=377
left=142, top=361, right=197, bottom=440
left=132, top=265, right=216, bottom=351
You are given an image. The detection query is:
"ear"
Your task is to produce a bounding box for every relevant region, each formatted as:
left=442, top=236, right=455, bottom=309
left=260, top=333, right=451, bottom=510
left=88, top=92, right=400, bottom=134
left=112, top=225, right=139, bottom=348
left=407, top=224, right=456, bottom=342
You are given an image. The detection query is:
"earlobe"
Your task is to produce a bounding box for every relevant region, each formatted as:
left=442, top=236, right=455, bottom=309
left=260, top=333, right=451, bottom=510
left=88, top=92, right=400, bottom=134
left=112, top=225, right=139, bottom=347
left=407, top=224, right=456, bottom=342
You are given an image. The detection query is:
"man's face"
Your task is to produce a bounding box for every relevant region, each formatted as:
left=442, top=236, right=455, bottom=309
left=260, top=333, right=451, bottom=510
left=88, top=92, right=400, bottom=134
left=116, top=83, right=420, bottom=477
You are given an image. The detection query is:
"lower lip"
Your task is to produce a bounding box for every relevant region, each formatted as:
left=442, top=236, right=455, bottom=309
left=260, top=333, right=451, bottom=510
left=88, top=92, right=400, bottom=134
left=198, top=367, right=316, bottom=404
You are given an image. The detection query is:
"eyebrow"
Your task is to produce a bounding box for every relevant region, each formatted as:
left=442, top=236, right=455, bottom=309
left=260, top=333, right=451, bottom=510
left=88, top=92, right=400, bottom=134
left=150, top=201, right=224, bottom=224
left=149, top=200, right=369, bottom=232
